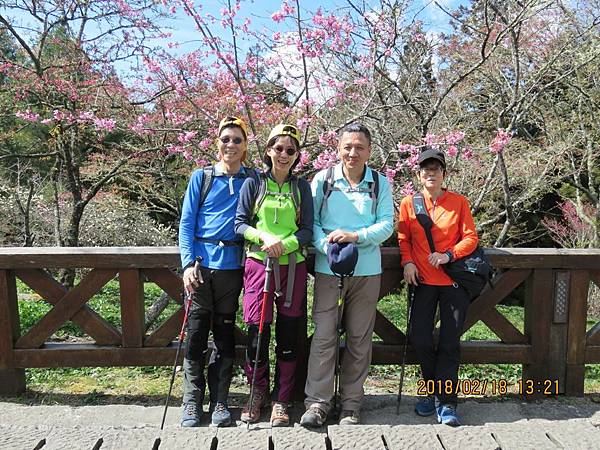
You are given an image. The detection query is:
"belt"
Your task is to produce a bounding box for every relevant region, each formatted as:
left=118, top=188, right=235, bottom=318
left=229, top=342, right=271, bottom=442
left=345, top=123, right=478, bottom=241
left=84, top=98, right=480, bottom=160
left=195, top=237, right=243, bottom=247
left=249, top=245, right=297, bottom=308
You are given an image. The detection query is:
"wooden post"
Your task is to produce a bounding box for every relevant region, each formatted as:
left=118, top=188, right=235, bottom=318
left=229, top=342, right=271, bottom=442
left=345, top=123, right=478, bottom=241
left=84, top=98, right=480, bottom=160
left=523, top=269, right=553, bottom=399
left=547, top=271, right=569, bottom=394
left=566, top=270, right=589, bottom=396
left=119, top=269, right=145, bottom=348
left=0, top=270, right=26, bottom=394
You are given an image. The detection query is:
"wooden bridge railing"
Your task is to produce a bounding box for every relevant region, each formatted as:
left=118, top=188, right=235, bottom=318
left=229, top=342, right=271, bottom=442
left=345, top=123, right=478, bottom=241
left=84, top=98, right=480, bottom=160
left=1, top=247, right=599, bottom=398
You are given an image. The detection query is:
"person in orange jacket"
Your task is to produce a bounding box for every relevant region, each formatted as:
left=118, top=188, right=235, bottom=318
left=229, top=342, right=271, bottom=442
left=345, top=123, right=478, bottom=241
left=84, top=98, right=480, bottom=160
left=397, top=148, right=478, bottom=427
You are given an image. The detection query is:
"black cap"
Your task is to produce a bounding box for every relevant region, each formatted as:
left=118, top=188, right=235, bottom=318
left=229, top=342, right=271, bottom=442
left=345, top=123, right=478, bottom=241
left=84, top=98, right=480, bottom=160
left=418, top=148, right=446, bottom=169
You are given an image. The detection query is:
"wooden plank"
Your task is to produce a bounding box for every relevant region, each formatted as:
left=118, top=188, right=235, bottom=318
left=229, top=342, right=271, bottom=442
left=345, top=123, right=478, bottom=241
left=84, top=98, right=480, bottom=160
left=119, top=269, right=145, bottom=348
left=1, top=246, right=600, bottom=270
left=566, top=270, right=589, bottom=396
left=522, top=269, right=554, bottom=397
left=371, top=341, right=530, bottom=364
left=463, top=269, right=531, bottom=333
left=15, top=269, right=121, bottom=345
left=0, top=246, right=181, bottom=269
left=482, top=247, right=600, bottom=269
left=142, top=268, right=183, bottom=304
left=374, top=310, right=405, bottom=344
left=587, top=271, right=600, bottom=344
left=587, top=321, right=600, bottom=346
left=14, top=343, right=182, bottom=366
left=0, top=270, right=19, bottom=365
left=480, top=308, right=526, bottom=344
left=144, top=307, right=184, bottom=347
left=379, top=269, right=402, bottom=299
left=15, top=269, right=117, bottom=349
left=585, top=345, right=600, bottom=362
left=0, top=270, right=26, bottom=394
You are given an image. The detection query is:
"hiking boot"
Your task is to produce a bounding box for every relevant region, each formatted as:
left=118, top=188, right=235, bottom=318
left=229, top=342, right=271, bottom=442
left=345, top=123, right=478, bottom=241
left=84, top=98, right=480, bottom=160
left=210, top=402, right=231, bottom=427
left=181, top=402, right=201, bottom=427
left=436, top=404, right=461, bottom=427
left=300, top=405, right=327, bottom=428
left=270, top=401, right=290, bottom=427
left=415, top=396, right=436, bottom=416
left=240, top=388, right=268, bottom=423
left=339, top=409, right=360, bottom=425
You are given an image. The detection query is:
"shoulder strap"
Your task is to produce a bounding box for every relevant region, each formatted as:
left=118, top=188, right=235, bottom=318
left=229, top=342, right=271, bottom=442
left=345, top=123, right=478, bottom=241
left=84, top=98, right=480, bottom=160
left=244, top=166, right=259, bottom=182
left=369, top=169, right=380, bottom=215
left=198, top=166, right=214, bottom=209
left=319, top=166, right=336, bottom=216
left=290, top=175, right=301, bottom=221
left=253, top=172, right=268, bottom=216
left=412, top=193, right=436, bottom=253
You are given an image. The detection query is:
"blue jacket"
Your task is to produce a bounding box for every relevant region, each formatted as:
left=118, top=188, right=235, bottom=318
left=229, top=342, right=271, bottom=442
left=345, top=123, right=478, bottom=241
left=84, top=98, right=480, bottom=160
left=312, top=163, right=394, bottom=276
left=179, top=164, right=255, bottom=270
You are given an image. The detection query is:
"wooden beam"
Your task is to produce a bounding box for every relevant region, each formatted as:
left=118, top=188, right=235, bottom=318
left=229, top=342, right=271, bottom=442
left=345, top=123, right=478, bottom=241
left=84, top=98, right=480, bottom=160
left=142, top=268, right=183, bottom=304
left=15, top=269, right=117, bottom=349
left=144, top=307, right=184, bottom=347
left=13, top=343, right=248, bottom=367
left=0, top=270, right=25, bottom=394
left=371, top=341, right=530, bottom=365
left=119, top=269, right=145, bottom=348
left=1, top=247, right=600, bottom=270
left=523, top=269, right=554, bottom=397
left=566, top=270, right=589, bottom=396
left=480, top=308, right=527, bottom=344
left=378, top=269, right=402, bottom=299
left=0, top=247, right=181, bottom=269
left=373, top=310, right=405, bottom=344
left=585, top=345, right=600, bottom=362
left=15, top=269, right=121, bottom=345
left=463, top=269, right=531, bottom=333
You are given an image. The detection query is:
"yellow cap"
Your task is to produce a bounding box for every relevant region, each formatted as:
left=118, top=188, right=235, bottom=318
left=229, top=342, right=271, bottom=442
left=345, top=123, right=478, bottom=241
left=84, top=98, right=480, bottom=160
left=267, top=124, right=301, bottom=144
left=218, top=116, right=248, bottom=139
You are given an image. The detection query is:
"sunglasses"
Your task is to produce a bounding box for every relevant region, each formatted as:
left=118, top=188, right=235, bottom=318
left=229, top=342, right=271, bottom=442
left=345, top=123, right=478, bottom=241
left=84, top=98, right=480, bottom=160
left=219, top=136, right=244, bottom=145
left=271, top=145, right=297, bottom=156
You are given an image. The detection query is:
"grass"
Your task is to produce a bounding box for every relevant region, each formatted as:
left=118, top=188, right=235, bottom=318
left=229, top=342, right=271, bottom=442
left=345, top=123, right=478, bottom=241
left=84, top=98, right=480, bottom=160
left=10, top=279, right=600, bottom=405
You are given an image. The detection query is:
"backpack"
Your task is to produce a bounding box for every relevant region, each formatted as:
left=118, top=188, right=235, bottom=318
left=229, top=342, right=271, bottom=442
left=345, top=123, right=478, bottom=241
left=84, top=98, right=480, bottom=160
left=412, top=192, right=493, bottom=300
left=319, top=165, right=380, bottom=216
left=198, top=165, right=258, bottom=209
left=252, top=172, right=301, bottom=223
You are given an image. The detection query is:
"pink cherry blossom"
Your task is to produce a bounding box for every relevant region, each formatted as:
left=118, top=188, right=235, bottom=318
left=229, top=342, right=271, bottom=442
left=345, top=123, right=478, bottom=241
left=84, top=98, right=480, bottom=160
left=489, top=129, right=512, bottom=154
left=313, top=149, right=338, bottom=170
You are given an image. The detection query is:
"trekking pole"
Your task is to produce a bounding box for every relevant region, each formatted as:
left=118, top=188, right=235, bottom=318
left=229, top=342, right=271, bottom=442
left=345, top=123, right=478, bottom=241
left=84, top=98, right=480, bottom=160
left=247, top=257, right=274, bottom=430
left=160, top=260, right=200, bottom=430
left=332, top=274, right=345, bottom=419
left=396, top=284, right=415, bottom=414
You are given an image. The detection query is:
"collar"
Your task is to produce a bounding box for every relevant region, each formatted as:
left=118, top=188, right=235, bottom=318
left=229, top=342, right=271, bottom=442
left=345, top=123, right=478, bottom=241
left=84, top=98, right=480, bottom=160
left=214, top=162, right=246, bottom=177
left=422, top=188, right=448, bottom=202
left=334, top=163, right=374, bottom=184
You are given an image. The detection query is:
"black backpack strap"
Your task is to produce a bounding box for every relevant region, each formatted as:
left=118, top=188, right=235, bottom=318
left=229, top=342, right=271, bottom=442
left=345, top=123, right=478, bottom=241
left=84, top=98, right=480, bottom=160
left=369, top=169, right=380, bottom=215
left=243, top=166, right=259, bottom=182
left=319, top=166, right=336, bottom=217
left=290, top=175, right=301, bottom=222
left=198, top=166, right=215, bottom=209
left=253, top=172, right=268, bottom=216
left=412, top=193, right=436, bottom=253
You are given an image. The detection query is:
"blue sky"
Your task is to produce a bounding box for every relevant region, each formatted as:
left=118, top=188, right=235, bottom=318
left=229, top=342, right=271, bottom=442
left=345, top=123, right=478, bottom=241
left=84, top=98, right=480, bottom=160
left=159, top=0, right=467, bottom=55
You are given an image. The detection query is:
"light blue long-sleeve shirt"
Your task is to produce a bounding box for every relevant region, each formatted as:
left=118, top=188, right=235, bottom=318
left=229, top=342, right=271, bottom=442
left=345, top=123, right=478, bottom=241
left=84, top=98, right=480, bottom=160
left=312, top=163, right=394, bottom=276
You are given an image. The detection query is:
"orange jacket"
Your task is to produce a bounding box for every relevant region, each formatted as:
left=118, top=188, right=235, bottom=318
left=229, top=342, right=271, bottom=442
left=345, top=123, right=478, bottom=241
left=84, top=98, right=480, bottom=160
left=397, top=189, right=478, bottom=286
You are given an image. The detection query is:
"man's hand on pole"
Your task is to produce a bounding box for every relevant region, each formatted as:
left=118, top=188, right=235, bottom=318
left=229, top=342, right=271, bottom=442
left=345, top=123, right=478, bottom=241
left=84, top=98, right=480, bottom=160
left=183, top=258, right=204, bottom=294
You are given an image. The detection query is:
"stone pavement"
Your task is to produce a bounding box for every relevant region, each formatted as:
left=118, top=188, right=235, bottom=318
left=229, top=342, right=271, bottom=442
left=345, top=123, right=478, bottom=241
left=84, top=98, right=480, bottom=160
left=2, top=394, right=600, bottom=449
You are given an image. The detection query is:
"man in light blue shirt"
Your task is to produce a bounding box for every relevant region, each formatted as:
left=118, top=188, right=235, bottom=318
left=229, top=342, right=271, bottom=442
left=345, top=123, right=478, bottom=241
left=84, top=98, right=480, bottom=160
left=301, top=123, right=394, bottom=427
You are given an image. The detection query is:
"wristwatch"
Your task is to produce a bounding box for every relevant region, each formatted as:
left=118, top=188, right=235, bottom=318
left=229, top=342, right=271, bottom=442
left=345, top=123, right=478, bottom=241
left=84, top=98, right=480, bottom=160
left=444, top=250, right=453, bottom=262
